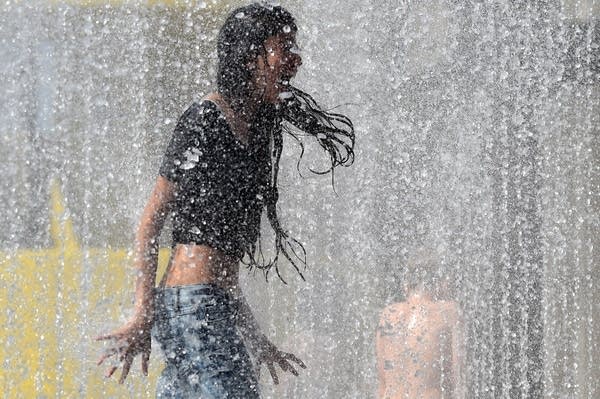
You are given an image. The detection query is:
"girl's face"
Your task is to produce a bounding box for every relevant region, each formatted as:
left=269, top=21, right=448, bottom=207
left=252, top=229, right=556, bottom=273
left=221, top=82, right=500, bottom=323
left=253, top=31, right=302, bottom=104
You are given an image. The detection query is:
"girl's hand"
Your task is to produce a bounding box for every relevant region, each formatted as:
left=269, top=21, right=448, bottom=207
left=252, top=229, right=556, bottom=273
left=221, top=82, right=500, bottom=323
left=255, top=341, right=306, bottom=385
left=95, top=319, right=152, bottom=384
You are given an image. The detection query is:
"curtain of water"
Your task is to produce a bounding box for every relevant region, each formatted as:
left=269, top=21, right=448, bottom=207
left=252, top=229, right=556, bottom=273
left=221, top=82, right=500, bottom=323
left=297, top=0, right=598, bottom=398
left=0, top=0, right=598, bottom=398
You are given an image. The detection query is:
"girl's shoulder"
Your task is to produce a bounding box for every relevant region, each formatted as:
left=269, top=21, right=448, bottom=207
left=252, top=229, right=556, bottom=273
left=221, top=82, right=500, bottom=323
left=180, top=100, right=221, bottom=126
left=173, top=100, right=227, bottom=144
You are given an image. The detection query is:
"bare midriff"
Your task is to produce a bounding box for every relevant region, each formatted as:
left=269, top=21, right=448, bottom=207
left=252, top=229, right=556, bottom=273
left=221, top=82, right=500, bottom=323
left=162, top=244, right=239, bottom=289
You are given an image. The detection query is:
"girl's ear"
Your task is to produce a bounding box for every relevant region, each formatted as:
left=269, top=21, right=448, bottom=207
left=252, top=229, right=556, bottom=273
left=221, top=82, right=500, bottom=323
left=247, top=53, right=264, bottom=71
left=256, top=53, right=266, bottom=68
left=249, top=54, right=268, bottom=75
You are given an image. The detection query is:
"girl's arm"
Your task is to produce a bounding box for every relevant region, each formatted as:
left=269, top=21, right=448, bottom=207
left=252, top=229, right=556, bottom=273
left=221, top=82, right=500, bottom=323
left=131, top=176, right=175, bottom=323
left=96, top=176, right=175, bottom=383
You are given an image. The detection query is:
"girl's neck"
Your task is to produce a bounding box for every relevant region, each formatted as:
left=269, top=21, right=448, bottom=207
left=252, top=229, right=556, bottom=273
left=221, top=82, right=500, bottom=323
left=226, top=85, right=270, bottom=121
left=207, top=92, right=263, bottom=142
left=229, top=94, right=260, bottom=123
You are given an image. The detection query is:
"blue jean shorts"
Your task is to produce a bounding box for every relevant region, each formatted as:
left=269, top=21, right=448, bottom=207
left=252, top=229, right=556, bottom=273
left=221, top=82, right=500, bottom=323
left=152, top=284, right=260, bottom=398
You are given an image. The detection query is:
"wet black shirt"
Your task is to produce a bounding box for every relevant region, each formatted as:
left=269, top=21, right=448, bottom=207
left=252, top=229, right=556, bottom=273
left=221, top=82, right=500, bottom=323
left=159, top=100, right=271, bottom=258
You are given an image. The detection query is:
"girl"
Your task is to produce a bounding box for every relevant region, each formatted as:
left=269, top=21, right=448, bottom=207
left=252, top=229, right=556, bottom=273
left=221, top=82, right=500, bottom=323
left=97, top=4, right=354, bottom=398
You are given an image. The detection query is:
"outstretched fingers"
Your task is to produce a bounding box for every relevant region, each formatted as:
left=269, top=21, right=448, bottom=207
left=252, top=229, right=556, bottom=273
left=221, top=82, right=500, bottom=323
left=259, top=350, right=305, bottom=384
left=276, top=352, right=307, bottom=377
left=95, top=331, right=124, bottom=341
left=277, top=357, right=298, bottom=376
left=142, top=350, right=150, bottom=376
left=283, top=352, right=306, bottom=369
left=99, top=344, right=127, bottom=379
left=119, top=350, right=134, bottom=384
left=96, top=322, right=152, bottom=384
left=105, top=365, right=118, bottom=379
left=96, top=346, right=119, bottom=366
left=267, top=361, right=279, bottom=385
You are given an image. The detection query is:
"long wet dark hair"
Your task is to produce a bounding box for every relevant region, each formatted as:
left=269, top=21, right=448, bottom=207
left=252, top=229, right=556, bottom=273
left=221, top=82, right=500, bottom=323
left=217, top=3, right=354, bottom=282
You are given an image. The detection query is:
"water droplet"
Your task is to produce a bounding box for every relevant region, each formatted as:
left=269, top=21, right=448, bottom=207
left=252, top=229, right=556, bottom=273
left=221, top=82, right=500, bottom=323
left=184, top=149, right=200, bottom=163
left=278, top=91, right=293, bottom=100
left=180, top=161, right=196, bottom=170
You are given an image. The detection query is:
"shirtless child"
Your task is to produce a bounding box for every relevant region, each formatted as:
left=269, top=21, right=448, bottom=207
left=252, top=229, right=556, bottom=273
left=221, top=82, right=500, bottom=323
left=376, top=251, right=464, bottom=399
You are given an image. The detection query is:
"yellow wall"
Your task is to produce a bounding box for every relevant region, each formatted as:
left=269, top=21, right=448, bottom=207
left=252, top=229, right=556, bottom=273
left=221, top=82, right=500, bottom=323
left=51, top=1, right=214, bottom=7
left=0, top=182, right=170, bottom=398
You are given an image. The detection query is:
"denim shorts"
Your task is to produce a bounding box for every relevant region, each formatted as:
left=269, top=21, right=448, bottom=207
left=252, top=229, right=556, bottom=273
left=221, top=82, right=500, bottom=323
left=152, top=284, right=260, bottom=398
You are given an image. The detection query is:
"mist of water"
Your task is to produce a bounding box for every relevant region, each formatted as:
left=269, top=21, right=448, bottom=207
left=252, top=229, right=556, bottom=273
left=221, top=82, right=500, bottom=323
left=1, top=1, right=598, bottom=398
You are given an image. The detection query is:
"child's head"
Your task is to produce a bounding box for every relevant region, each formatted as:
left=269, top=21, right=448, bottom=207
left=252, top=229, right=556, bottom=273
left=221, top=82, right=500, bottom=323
left=404, top=248, right=452, bottom=299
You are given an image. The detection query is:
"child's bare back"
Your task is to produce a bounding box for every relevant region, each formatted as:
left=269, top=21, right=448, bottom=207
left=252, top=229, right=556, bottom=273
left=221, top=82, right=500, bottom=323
left=376, top=293, right=462, bottom=399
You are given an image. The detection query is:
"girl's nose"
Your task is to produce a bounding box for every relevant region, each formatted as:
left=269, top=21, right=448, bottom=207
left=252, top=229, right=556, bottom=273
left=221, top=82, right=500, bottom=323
left=287, top=52, right=302, bottom=75
left=290, top=46, right=302, bottom=67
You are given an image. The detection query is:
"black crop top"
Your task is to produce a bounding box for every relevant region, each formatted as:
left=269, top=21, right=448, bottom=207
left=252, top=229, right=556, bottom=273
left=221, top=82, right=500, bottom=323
left=159, top=100, right=271, bottom=258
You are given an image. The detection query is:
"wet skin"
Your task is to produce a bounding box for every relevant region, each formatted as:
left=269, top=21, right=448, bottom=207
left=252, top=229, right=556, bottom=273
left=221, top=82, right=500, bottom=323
left=376, top=292, right=463, bottom=399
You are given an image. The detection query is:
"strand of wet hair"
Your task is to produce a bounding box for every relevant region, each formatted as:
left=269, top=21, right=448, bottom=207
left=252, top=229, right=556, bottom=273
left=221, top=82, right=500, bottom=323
left=240, top=123, right=307, bottom=283
left=281, top=86, right=355, bottom=190
left=242, top=88, right=355, bottom=282
left=265, top=126, right=307, bottom=283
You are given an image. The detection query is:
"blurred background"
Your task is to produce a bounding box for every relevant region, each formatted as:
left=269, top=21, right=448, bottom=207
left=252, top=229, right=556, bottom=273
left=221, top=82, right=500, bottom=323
left=0, top=0, right=598, bottom=397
